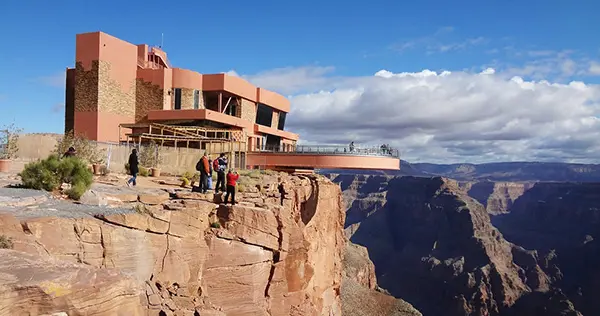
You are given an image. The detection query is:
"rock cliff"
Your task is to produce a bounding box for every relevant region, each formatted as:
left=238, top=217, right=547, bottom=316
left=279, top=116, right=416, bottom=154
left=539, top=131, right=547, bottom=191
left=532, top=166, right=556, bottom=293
left=0, top=174, right=346, bottom=316
left=493, top=182, right=600, bottom=316
left=331, top=175, right=575, bottom=316
left=462, top=181, right=535, bottom=215
left=341, top=242, right=422, bottom=316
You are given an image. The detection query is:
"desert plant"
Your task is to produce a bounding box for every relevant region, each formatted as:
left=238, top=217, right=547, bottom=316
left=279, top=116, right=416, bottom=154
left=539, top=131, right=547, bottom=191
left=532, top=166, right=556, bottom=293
left=55, top=131, right=105, bottom=164
left=133, top=203, right=151, bottom=215
left=210, top=222, right=221, bottom=229
left=237, top=184, right=246, bottom=192
left=0, top=123, right=22, bottom=160
left=139, top=141, right=163, bottom=169
left=0, top=235, right=13, bottom=249
left=139, top=166, right=150, bottom=177
left=19, top=155, right=93, bottom=200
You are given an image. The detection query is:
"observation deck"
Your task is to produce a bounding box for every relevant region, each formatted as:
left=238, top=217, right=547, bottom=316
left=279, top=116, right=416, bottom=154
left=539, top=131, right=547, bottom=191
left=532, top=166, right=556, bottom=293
left=246, top=145, right=400, bottom=171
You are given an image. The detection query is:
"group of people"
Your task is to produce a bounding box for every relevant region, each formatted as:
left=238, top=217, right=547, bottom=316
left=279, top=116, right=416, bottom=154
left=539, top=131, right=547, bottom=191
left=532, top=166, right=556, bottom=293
left=126, top=149, right=240, bottom=205
left=195, top=153, right=239, bottom=205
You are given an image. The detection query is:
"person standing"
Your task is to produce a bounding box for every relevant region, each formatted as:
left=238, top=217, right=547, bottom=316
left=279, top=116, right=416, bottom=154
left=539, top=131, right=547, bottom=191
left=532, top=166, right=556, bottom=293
left=215, top=153, right=228, bottom=193
left=207, top=158, right=214, bottom=190
left=278, top=179, right=286, bottom=206
left=127, top=148, right=139, bottom=187
left=224, top=169, right=239, bottom=205
left=196, top=153, right=210, bottom=193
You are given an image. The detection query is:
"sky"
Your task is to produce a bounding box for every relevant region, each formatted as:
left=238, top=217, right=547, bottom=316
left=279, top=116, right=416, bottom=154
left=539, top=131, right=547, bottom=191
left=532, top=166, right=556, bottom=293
left=1, top=0, right=600, bottom=163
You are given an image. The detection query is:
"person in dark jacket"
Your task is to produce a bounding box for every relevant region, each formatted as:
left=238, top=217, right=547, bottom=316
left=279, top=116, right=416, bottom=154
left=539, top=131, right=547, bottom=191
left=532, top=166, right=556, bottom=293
left=207, top=158, right=214, bottom=190
left=63, top=147, right=76, bottom=158
left=215, top=153, right=228, bottom=193
left=127, top=148, right=139, bottom=187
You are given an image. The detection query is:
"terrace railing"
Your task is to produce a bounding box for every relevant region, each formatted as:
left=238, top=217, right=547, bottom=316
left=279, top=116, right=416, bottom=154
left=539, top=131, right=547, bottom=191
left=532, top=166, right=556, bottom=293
left=257, top=144, right=400, bottom=158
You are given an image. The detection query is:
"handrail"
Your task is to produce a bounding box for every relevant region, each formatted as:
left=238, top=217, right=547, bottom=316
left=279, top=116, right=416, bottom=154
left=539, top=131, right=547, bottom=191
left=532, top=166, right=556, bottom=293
left=255, top=144, right=400, bottom=158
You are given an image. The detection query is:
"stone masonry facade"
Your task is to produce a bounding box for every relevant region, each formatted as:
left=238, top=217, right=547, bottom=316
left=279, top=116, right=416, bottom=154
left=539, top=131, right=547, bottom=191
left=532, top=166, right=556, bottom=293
left=271, top=111, right=279, bottom=129
left=135, top=79, right=165, bottom=122
left=74, top=61, right=99, bottom=112
left=97, top=60, right=136, bottom=117
left=178, top=88, right=204, bottom=110
left=240, top=98, right=256, bottom=124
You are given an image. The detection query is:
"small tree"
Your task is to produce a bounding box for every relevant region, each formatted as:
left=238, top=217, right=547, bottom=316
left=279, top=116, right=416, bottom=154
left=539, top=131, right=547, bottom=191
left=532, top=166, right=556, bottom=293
left=55, top=131, right=105, bottom=164
left=139, top=141, right=163, bottom=169
left=0, top=123, right=22, bottom=160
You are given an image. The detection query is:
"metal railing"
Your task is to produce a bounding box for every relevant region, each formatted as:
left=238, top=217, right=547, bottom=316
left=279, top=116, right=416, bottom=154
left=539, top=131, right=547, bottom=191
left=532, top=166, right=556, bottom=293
left=256, top=144, right=400, bottom=158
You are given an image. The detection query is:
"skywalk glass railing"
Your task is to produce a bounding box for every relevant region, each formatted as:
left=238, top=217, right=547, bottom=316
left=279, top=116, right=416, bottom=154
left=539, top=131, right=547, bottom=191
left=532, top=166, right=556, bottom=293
left=257, top=144, right=400, bottom=158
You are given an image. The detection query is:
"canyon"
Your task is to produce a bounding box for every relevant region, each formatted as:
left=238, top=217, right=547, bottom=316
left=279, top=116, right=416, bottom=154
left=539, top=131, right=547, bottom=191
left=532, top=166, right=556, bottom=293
left=1, top=167, right=598, bottom=315
left=330, top=174, right=595, bottom=316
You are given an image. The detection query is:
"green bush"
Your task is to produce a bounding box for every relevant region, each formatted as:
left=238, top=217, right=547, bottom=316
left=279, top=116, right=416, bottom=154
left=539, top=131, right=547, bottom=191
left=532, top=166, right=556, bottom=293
left=124, top=163, right=149, bottom=177
left=139, top=167, right=150, bottom=177
left=19, top=155, right=93, bottom=200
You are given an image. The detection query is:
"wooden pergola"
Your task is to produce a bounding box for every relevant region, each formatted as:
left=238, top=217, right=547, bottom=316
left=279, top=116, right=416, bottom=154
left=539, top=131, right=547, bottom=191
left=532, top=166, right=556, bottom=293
left=119, top=122, right=248, bottom=167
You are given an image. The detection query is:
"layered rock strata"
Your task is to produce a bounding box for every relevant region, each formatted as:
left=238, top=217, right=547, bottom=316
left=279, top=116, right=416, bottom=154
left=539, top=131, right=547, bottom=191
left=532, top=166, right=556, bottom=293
left=0, top=174, right=345, bottom=316
left=331, top=175, right=569, bottom=316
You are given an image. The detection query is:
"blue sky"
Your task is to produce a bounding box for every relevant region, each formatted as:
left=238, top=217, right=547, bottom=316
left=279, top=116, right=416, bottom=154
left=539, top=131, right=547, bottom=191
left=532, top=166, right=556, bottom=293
left=1, top=0, right=599, bottom=135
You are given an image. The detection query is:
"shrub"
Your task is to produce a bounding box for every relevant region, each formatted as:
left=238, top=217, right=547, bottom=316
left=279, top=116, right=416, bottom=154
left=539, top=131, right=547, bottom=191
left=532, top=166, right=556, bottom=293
left=237, top=184, right=246, bottom=192
left=55, top=131, right=105, bottom=164
left=19, top=155, right=93, bottom=200
left=0, top=123, right=22, bottom=160
left=139, top=167, right=150, bottom=177
left=124, top=163, right=150, bottom=177
left=0, top=235, right=13, bottom=249
left=210, top=222, right=221, bottom=229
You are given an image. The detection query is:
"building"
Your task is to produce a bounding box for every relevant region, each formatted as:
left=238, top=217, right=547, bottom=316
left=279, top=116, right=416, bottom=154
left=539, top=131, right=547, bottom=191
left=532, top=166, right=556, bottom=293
left=65, top=31, right=400, bottom=171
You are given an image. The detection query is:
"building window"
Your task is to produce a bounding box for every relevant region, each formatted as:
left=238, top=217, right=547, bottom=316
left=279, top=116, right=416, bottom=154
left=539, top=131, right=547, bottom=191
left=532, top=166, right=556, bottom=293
left=193, top=90, right=200, bottom=109
left=278, top=112, right=287, bottom=130
left=255, top=103, right=273, bottom=127
left=174, top=88, right=182, bottom=110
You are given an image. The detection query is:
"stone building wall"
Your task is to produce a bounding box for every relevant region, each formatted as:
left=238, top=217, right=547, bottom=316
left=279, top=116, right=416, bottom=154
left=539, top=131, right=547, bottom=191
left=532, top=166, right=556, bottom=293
left=271, top=111, right=280, bottom=129
left=174, top=88, right=204, bottom=110
left=74, top=61, right=99, bottom=112
left=97, top=60, right=136, bottom=117
left=135, top=80, right=165, bottom=122
left=240, top=98, right=256, bottom=124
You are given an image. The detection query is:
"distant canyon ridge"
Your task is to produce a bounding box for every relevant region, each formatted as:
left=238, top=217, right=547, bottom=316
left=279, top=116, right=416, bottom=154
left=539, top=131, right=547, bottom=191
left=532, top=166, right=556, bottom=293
left=321, top=160, right=600, bottom=182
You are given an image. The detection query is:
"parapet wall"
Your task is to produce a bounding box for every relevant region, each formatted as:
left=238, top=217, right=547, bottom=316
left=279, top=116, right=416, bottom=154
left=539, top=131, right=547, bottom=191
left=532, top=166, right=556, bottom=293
left=15, top=134, right=243, bottom=175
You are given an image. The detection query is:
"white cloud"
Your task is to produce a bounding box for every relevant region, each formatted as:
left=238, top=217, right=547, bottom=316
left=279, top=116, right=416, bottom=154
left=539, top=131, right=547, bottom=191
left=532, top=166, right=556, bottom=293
left=390, top=27, right=488, bottom=54
left=237, top=66, right=600, bottom=163
left=230, top=66, right=338, bottom=95
left=589, top=61, right=600, bottom=75
left=36, top=72, right=65, bottom=88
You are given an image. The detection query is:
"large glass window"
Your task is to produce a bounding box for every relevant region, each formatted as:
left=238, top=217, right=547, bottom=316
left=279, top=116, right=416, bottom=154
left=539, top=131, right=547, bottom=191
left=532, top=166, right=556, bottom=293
left=278, top=112, right=286, bottom=130
left=174, top=88, right=182, bottom=110
left=255, top=103, right=273, bottom=127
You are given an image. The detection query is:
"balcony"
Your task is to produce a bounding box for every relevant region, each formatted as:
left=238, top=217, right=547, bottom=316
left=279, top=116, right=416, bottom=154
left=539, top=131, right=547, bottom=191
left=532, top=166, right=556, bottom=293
left=247, top=144, right=400, bottom=171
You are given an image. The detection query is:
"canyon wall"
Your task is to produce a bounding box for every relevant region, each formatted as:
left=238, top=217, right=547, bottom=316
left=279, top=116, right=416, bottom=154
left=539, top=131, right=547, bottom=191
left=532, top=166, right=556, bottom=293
left=331, top=174, right=583, bottom=316
left=0, top=174, right=346, bottom=316
left=493, top=182, right=600, bottom=316
left=462, top=181, right=535, bottom=215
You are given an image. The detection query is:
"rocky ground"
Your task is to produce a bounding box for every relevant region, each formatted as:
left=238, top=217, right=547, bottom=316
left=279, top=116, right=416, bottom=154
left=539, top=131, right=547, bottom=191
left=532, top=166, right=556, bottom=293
left=0, top=168, right=416, bottom=316
left=0, top=170, right=351, bottom=315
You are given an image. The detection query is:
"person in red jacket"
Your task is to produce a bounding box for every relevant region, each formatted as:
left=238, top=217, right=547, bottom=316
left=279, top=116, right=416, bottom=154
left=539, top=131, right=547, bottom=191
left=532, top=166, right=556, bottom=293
left=224, top=168, right=240, bottom=205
